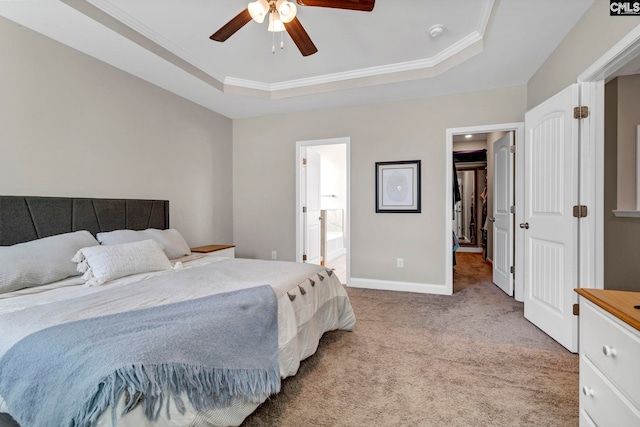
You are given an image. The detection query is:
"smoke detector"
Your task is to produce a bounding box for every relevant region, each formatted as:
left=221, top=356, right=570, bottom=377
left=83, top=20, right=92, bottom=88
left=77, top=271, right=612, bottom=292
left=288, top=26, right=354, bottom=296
left=429, top=25, right=445, bottom=38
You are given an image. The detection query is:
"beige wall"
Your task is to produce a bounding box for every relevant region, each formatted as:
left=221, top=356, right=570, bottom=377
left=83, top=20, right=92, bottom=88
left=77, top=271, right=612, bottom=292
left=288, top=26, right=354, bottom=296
left=527, top=0, right=640, bottom=109
left=616, top=75, right=640, bottom=210
left=233, top=86, right=526, bottom=286
left=604, top=76, right=640, bottom=291
left=0, top=16, right=233, bottom=247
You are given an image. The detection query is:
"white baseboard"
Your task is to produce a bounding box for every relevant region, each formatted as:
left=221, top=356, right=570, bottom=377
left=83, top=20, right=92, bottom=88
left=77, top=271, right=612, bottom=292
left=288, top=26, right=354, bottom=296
left=349, top=277, right=451, bottom=295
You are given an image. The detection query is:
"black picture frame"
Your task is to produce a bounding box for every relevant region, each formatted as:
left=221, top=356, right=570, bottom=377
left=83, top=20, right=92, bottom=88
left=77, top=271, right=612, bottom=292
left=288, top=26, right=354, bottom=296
left=375, top=160, right=421, bottom=213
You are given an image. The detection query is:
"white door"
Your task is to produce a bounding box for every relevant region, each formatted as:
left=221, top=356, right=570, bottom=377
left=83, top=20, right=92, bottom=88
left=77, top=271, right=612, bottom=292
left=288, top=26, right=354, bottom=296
left=305, top=148, right=322, bottom=265
left=492, top=132, right=514, bottom=296
left=523, top=84, right=579, bottom=353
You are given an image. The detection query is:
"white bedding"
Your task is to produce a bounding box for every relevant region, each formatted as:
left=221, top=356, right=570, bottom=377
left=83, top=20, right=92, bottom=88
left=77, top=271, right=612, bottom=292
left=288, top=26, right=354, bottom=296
left=0, top=254, right=356, bottom=427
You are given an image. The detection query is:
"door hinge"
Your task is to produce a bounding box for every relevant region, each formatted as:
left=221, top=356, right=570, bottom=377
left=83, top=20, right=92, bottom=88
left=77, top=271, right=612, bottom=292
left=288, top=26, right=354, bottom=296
left=510, top=205, right=516, bottom=214
left=302, top=206, right=307, bottom=213
left=573, top=106, right=589, bottom=119
left=302, top=254, right=307, bottom=262
left=509, top=145, right=515, bottom=154
left=573, top=303, right=580, bottom=316
left=510, top=265, right=515, bottom=275
left=302, top=158, right=307, bottom=165
left=573, top=205, right=588, bottom=218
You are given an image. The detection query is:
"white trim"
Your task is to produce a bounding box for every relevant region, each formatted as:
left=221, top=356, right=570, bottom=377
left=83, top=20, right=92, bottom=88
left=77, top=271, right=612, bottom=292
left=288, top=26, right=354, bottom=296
left=577, top=81, right=603, bottom=291
left=578, top=25, right=640, bottom=83
left=613, top=210, right=640, bottom=218
left=476, top=0, right=495, bottom=35
left=349, top=278, right=450, bottom=295
left=594, top=81, right=605, bottom=290
left=225, top=31, right=485, bottom=92
left=445, top=129, right=454, bottom=295
left=295, top=137, right=351, bottom=285
left=446, top=122, right=525, bottom=301
left=227, top=34, right=475, bottom=89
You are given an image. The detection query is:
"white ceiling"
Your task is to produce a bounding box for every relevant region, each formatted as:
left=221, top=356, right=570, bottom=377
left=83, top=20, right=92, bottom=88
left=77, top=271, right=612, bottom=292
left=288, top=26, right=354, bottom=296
left=0, top=0, right=595, bottom=119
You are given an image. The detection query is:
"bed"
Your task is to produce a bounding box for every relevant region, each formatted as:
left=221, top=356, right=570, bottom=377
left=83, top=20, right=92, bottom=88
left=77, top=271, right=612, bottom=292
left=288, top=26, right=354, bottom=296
left=0, top=196, right=356, bottom=427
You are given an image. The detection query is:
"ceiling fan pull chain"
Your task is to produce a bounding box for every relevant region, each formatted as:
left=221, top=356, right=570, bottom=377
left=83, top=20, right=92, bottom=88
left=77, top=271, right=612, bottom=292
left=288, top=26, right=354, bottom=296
left=272, top=30, right=276, bottom=54
left=281, top=31, right=284, bottom=50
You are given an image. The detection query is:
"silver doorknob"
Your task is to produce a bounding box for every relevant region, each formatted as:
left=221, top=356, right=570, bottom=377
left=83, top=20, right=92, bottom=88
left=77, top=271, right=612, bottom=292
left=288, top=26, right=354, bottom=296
left=519, top=223, right=529, bottom=229
left=488, top=217, right=495, bottom=223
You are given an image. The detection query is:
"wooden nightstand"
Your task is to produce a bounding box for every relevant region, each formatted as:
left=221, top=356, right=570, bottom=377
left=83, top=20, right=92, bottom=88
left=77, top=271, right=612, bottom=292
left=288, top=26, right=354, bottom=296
left=190, top=244, right=235, bottom=258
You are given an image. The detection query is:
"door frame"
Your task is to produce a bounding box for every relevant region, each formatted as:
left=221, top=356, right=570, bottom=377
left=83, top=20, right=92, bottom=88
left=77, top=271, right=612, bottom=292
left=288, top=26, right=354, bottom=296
left=576, top=25, right=640, bottom=290
left=295, top=137, right=351, bottom=284
left=446, top=123, right=524, bottom=300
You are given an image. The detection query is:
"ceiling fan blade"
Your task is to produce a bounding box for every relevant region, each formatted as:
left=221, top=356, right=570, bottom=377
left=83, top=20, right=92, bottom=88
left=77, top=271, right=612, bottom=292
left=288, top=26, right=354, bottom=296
left=296, top=0, right=375, bottom=12
left=285, top=17, right=318, bottom=57
left=210, top=9, right=252, bottom=42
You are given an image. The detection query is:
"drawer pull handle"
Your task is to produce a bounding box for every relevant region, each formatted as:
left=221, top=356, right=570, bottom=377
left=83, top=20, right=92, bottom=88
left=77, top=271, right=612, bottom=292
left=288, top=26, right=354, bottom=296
left=582, top=386, right=594, bottom=397
left=602, top=345, right=617, bottom=357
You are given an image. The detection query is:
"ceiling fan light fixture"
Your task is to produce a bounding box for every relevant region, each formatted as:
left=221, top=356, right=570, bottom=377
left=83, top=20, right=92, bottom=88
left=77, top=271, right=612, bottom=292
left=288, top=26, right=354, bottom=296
left=268, top=12, right=285, bottom=32
left=276, top=0, right=297, bottom=23
left=248, top=0, right=269, bottom=23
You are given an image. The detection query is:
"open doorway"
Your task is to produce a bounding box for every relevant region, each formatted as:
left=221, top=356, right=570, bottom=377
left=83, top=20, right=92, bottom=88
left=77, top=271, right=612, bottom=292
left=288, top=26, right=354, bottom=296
left=446, top=123, right=524, bottom=300
left=296, top=137, right=350, bottom=285
left=452, top=134, right=488, bottom=255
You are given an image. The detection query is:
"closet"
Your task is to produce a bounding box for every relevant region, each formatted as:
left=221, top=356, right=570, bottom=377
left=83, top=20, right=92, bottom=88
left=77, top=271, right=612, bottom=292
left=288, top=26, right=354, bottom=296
left=453, top=149, right=487, bottom=254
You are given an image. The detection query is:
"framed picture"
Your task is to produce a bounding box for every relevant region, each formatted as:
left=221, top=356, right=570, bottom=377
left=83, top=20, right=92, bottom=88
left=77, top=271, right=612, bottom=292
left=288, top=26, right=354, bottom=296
left=375, top=160, right=421, bottom=213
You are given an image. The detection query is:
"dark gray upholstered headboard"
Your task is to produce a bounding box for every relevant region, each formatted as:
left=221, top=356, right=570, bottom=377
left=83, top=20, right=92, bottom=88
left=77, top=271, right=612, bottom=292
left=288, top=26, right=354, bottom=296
left=0, top=196, right=169, bottom=246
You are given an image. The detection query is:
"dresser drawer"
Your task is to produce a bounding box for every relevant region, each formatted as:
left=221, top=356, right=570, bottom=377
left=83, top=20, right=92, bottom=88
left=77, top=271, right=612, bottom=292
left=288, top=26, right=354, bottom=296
left=580, top=300, right=640, bottom=407
left=580, top=356, right=640, bottom=427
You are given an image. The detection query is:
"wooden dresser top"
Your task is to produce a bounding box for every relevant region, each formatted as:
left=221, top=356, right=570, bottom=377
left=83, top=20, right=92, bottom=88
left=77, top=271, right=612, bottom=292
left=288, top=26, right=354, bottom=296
left=576, top=288, right=640, bottom=332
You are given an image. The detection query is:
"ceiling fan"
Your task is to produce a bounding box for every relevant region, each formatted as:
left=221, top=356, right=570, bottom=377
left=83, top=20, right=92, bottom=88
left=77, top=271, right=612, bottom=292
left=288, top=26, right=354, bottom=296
left=210, top=0, right=375, bottom=57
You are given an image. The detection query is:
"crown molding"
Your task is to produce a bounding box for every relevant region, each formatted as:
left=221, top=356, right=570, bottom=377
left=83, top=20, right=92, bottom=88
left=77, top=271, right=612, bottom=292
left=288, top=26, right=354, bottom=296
left=66, top=0, right=497, bottom=100
left=225, top=30, right=485, bottom=93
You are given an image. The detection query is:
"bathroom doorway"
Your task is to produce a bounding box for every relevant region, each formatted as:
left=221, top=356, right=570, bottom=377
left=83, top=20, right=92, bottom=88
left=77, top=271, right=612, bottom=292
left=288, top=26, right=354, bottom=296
left=296, top=137, right=350, bottom=285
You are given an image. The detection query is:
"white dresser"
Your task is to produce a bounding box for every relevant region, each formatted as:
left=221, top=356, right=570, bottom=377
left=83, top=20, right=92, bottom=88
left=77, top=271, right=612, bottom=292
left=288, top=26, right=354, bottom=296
left=576, top=289, right=640, bottom=427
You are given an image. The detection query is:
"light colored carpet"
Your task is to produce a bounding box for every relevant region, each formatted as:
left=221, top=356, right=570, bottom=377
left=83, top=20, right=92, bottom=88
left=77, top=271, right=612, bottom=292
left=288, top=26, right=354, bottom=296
left=242, top=253, right=579, bottom=426
left=0, top=254, right=578, bottom=427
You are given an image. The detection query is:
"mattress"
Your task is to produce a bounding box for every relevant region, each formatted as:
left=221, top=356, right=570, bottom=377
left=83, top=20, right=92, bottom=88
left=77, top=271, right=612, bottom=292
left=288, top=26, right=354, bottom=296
left=0, top=254, right=356, bottom=426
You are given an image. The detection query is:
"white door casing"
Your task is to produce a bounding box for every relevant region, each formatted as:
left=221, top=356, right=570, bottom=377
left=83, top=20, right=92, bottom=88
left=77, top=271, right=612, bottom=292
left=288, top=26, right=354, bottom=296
left=492, top=132, right=514, bottom=296
left=523, top=84, right=579, bottom=353
left=305, top=148, right=322, bottom=265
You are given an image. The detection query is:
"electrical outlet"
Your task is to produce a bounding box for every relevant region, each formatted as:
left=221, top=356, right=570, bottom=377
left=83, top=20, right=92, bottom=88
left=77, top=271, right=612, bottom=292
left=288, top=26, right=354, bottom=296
left=397, top=258, right=404, bottom=268
left=271, top=251, right=277, bottom=260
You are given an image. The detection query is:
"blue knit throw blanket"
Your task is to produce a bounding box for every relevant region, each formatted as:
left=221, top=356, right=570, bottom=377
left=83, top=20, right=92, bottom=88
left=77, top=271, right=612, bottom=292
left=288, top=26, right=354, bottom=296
left=0, top=285, right=280, bottom=427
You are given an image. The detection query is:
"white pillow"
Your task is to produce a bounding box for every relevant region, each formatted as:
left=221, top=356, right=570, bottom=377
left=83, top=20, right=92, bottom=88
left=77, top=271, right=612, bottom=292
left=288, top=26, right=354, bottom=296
left=97, top=228, right=191, bottom=260
left=72, top=239, right=172, bottom=286
left=0, top=231, right=99, bottom=294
